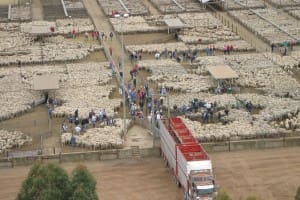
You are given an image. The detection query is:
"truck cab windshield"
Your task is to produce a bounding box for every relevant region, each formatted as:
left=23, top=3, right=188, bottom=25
left=197, top=188, right=214, bottom=195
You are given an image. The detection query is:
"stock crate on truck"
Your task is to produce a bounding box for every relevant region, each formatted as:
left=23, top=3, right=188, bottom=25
left=160, top=117, right=217, bottom=200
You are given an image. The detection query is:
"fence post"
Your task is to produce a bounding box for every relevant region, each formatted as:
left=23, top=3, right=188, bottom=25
left=59, top=152, right=62, bottom=163
left=11, top=157, right=14, bottom=168
left=40, top=134, right=43, bottom=153
left=98, top=150, right=102, bottom=160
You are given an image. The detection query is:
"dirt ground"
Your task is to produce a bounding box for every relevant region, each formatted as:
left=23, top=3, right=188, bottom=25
left=210, top=147, right=300, bottom=200
left=0, top=148, right=299, bottom=200
left=0, top=157, right=183, bottom=200
left=0, top=0, right=24, bottom=5
left=0, top=1, right=300, bottom=200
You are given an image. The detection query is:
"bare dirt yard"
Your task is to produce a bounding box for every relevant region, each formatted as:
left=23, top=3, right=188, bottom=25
left=210, top=147, right=300, bottom=200
left=0, top=157, right=183, bottom=200
left=0, top=148, right=299, bottom=200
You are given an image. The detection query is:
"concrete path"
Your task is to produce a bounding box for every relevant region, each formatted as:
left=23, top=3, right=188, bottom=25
left=31, top=0, right=43, bottom=21
left=125, top=125, right=154, bottom=148
left=141, top=0, right=161, bottom=15
left=82, top=0, right=133, bottom=83
left=217, top=11, right=271, bottom=52
left=83, top=0, right=152, bottom=145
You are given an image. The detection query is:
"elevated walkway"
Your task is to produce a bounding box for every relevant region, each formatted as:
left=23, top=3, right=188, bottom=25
left=42, top=0, right=65, bottom=20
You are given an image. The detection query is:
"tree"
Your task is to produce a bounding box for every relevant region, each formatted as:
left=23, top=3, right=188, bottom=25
left=247, top=196, right=260, bottom=200
left=70, top=165, right=98, bottom=200
left=17, top=162, right=71, bottom=200
left=296, top=186, right=300, bottom=200
left=215, top=189, right=232, bottom=200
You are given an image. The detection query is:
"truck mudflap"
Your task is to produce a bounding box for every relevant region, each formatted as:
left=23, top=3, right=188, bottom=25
left=185, top=195, right=213, bottom=200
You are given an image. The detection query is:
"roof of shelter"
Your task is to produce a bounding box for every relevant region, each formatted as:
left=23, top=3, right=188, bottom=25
left=25, top=21, right=55, bottom=35
left=207, top=65, right=239, bottom=80
left=32, top=75, right=59, bottom=90
left=164, top=18, right=185, bottom=28
left=199, top=0, right=225, bottom=3
left=30, top=24, right=51, bottom=35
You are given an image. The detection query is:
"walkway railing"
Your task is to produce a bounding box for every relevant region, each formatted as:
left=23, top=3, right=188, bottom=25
left=61, top=0, right=68, bottom=17
left=8, top=4, right=11, bottom=20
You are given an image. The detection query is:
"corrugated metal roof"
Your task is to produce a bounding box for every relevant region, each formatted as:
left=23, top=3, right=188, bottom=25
left=164, top=18, right=185, bottom=28
left=207, top=65, right=238, bottom=80
left=32, top=75, right=59, bottom=90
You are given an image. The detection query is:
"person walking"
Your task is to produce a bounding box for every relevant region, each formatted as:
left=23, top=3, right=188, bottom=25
left=206, top=46, right=209, bottom=56
left=84, top=31, right=89, bottom=41
left=72, top=29, right=76, bottom=38
left=91, top=31, right=95, bottom=40
left=62, top=123, right=67, bottom=133
left=48, top=107, right=52, bottom=119
left=95, top=31, right=99, bottom=40
left=223, top=45, right=227, bottom=55
left=133, top=75, right=137, bottom=88
left=109, top=31, right=114, bottom=41
left=271, top=43, right=275, bottom=52
left=109, top=46, right=113, bottom=56
left=75, top=125, right=81, bottom=135
left=92, top=114, right=96, bottom=128
left=74, top=109, right=79, bottom=118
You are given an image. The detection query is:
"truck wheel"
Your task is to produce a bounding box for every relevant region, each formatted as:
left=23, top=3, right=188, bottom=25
left=176, top=179, right=181, bottom=187
left=184, top=192, right=188, bottom=200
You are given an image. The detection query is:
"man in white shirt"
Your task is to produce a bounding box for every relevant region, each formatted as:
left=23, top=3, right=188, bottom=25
left=99, top=110, right=103, bottom=121
left=155, top=52, right=160, bottom=60
left=156, top=112, right=161, bottom=120
left=92, top=114, right=97, bottom=128
left=75, top=125, right=81, bottom=135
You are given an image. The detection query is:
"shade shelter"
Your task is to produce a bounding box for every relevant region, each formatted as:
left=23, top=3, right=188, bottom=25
left=207, top=65, right=238, bottom=80
left=22, top=21, right=56, bottom=36
left=32, top=75, right=59, bottom=131
left=207, top=65, right=239, bottom=93
left=198, top=0, right=225, bottom=9
left=32, top=75, right=59, bottom=91
left=164, top=18, right=185, bottom=34
left=199, top=0, right=224, bottom=3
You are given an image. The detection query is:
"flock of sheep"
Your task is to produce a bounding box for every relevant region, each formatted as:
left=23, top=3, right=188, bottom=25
left=177, top=92, right=300, bottom=142
left=229, top=8, right=300, bottom=45
left=0, top=19, right=98, bottom=66
left=61, top=119, right=131, bottom=149
left=1, top=1, right=300, bottom=154
left=0, top=130, right=32, bottom=154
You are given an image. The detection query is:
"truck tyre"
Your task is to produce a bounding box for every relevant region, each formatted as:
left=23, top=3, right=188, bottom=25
left=176, top=179, right=181, bottom=187
left=184, top=192, right=188, bottom=200
left=165, top=160, right=169, bottom=167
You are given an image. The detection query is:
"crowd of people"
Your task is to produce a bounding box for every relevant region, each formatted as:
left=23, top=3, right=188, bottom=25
left=128, top=43, right=238, bottom=68
left=47, top=97, right=63, bottom=119
left=70, top=29, right=115, bottom=42
left=153, top=48, right=198, bottom=64
left=171, top=97, right=257, bottom=125
left=61, top=108, right=116, bottom=135
left=65, top=29, right=255, bottom=132
left=223, top=45, right=234, bottom=55
left=271, top=40, right=298, bottom=56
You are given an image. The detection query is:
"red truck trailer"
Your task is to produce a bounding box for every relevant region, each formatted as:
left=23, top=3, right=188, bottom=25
left=159, top=117, right=217, bottom=200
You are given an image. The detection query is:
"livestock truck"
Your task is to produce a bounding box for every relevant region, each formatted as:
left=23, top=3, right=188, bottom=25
left=159, top=117, right=217, bottom=200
